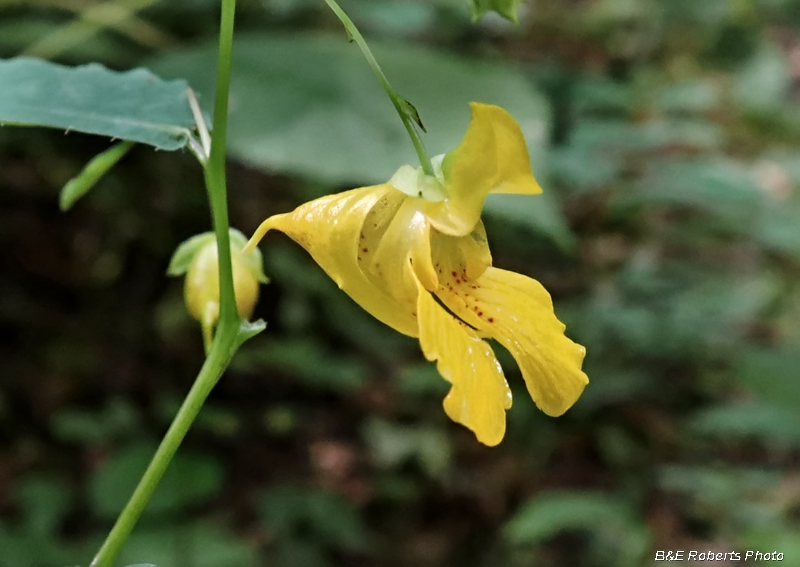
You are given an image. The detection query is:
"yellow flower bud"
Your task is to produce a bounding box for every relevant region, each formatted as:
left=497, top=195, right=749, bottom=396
left=169, top=228, right=268, bottom=350
left=184, top=240, right=260, bottom=325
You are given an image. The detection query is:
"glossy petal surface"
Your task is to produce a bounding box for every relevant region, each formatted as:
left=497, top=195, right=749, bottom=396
left=371, top=198, right=438, bottom=298
left=437, top=266, right=588, bottom=416
left=246, top=185, right=419, bottom=337
left=415, top=273, right=511, bottom=446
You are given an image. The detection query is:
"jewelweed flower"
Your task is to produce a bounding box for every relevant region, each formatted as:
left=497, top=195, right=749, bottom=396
left=244, top=103, right=588, bottom=445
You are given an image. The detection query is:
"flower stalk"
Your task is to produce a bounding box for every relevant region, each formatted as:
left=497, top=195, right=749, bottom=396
left=322, top=0, right=434, bottom=176
left=88, top=0, right=263, bottom=564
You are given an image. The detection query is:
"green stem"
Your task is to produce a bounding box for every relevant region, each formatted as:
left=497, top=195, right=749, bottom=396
left=88, top=334, right=236, bottom=567
left=89, top=0, right=243, bottom=565
left=322, top=0, right=434, bottom=176
left=206, top=0, right=238, bottom=333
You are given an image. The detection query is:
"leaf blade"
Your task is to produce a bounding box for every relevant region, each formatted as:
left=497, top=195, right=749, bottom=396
left=149, top=32, right=551, bottom=185
left=0, top=56, right=197, bottom=150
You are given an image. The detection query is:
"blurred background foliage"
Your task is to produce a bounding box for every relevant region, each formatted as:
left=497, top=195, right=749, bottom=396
left=2, top=0, right=800, bottom=565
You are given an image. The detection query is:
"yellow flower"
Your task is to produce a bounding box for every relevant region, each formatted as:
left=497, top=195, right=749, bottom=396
left=244, top=103, right=588, bottom=446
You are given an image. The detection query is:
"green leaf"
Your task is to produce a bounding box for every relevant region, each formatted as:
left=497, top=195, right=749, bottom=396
left=613, top=158, right=764, bottom=223
left=484, top=191, right=577, bottom=251
left=149, top=32, right=550, bottom=185
left=50, top=398, right=140, bottom=445
left=270, top=541, right=329, bottom=567
left=571, top=119, right=724, bottom=153
left=90, top=444, right=223, bottom=519
left=573, top=76, right=633, bottom=113
left=18, top=477, right=70, bottom=537
left=655, top=80, right=721, bottom=114
left=363, top=418, right=452, bottom=477
left=585, top=0, right=652, bottom=28
left=743, top=529, right=800, bottom=560
left=506, top=491, right=630, bottom=544
left=469, top=0, right=525, bottom=22
left=658, top=465, right=781, bottom=528
left=232, top=337, right=368, bottom=391
left=396, top=363, right=449, bottom=397
left=0, top=57, right=197, bottom=150
left=754, top=198, right=800, bottom=258
left=665, top=274, right=776, bottom=353
left=258, top=487, right=368, bottom=552
left=571, top=367, right=651, bottom=411
left=119, top=524, right=255, bottom=567
left=735, top=42, right=791, bottom=114
left=689, top=402, right=800, bottom=446
left=59, top=141, right=134, bottom=211
left=659, top=465, right=778, bottom=503
left=735, top=346, right=800, bottom=410
left=550, top=145, right=622, bottom=193
left=344, top=1, right=435, bottom=36
left=505, top=491, right=650, bottom=566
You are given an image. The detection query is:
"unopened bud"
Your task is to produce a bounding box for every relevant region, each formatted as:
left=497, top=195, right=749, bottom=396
left=184, top=239, right=260, bottom=324
left=168, top=229, right=267, bottom=347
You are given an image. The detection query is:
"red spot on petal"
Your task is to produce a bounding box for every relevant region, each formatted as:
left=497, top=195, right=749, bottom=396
left=478, top=311, right=483, bottom=317
left=488, top=317, right=494, bottom=323
left=363, top=248, right=369, bottom=253
left=451, top=271, right=457, bottom=277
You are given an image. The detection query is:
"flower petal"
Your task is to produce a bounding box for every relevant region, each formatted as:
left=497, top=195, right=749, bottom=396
left=424, top=103, right=543, bottom=236
left=371, top=198, right=439, bottom=297
left=414, top=273, right=511, bottom=446
left=432, top=221, right=492, bottom=282
left=483, top=104, right=544, bottom=196
left=244, top=185, right=419, bottom=337
left=436, top=266, right=588, bottom=417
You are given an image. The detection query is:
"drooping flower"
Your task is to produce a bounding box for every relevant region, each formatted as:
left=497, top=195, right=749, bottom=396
left=169, top=229, right=267, bottom=348
left=244, top=103, right=588, bottom=446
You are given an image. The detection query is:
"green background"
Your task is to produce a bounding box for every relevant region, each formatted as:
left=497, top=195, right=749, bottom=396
left=2, top=0, right=800, bottom=565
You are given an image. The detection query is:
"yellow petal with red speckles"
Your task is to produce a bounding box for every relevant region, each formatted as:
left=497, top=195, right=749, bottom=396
left=436, top=266, right=588, bottom=416
left=414, top=272, right=511, bottom=446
